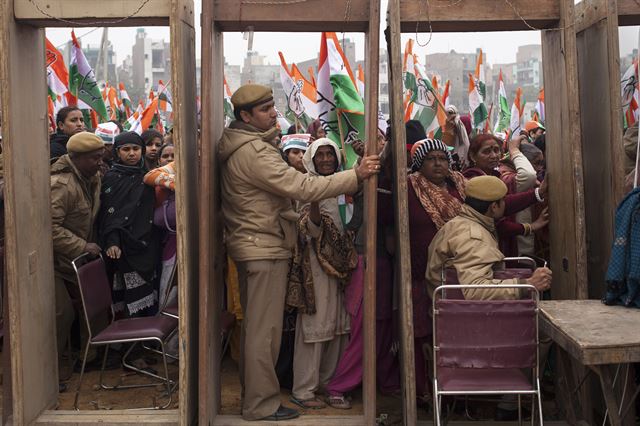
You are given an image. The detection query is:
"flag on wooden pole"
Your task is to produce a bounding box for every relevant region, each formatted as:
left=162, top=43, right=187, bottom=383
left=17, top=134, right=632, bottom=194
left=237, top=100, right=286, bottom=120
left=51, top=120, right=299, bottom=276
left=494, top=70, right=511, bottom=133
left=68, top=30, right=108, bottom=121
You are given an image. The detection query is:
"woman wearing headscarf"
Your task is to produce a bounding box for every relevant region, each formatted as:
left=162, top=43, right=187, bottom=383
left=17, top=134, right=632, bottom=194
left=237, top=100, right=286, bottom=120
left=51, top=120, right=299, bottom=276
left=287, top=138, right=356, bottom=410
left=406, top=138, right=466, bottom=404
left=99, top=131, right=159, bottom=317
left=306, top=119, right=326, bottom=142
left=463, top=134, right=549, bottom=256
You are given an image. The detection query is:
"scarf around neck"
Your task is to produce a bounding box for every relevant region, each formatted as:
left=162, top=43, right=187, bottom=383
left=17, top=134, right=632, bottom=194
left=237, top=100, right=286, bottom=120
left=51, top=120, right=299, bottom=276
left=408, top=170, right=466, bottom=229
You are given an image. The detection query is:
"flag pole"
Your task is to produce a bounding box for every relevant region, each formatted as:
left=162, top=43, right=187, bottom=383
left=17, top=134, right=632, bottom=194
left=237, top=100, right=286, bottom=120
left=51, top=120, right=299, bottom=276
left=336, top=110, right=347, bottom=162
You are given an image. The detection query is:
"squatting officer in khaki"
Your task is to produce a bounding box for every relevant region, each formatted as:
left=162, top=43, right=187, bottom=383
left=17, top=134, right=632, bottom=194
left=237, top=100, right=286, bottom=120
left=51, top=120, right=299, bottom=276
left=218, top=84, right=380, bottom=421
left=426, top=175, right=552, bottom=300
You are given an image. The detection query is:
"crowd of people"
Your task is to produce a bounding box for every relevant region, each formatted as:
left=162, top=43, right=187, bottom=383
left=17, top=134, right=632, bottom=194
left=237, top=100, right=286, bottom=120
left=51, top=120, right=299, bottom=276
left=49, top=106, right=177, bottom=389
left=219, top=83, right=553, bottom=421
left=47, top=80, right=556, bottom=419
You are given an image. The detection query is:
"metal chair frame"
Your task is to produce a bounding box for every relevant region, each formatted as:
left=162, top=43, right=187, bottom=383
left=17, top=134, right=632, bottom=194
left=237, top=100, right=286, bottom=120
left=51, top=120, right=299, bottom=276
left=432, top=284, right=544, bottom=426
left=71, top=253, right=177, bottom=410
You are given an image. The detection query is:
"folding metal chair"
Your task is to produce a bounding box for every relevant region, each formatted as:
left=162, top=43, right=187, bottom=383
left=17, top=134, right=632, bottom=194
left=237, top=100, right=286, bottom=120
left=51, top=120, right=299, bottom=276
left=71, top=253, right=178, bottom=410
left=440, top=256, right=537, bottom=299
left=156, top=258, right=235, bottom=364
left=432, top=284, right=543, bottom=426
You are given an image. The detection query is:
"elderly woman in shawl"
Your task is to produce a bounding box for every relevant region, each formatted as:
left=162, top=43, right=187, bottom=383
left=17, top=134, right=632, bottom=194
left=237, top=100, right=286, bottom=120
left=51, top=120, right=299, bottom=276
left=98, top=131, right=159, bottom=318
left=287, top=138, right=357, bottom=410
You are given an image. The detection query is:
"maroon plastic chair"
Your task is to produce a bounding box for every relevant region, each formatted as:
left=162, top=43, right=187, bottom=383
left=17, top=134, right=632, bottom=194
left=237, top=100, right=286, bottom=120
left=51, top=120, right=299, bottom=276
left=440, top=256, right=536, bottom=300
left=432, top=284, right=543, bottom=425
left=71, top=253, right=178, bottom=410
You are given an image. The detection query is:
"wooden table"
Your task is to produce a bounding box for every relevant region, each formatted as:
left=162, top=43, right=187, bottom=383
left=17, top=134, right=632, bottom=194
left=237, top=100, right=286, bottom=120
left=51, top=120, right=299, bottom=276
left=539, top=300, right=640, bottom=426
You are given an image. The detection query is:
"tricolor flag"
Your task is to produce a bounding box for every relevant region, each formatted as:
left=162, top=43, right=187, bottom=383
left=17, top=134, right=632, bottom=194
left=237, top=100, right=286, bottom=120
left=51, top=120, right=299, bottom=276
left=356, top=64, right=366, bottom=99
left=622, top=60, right=639, bottom=129
left=223, top=76, right=234, bottom=123
left=403, top=41, right=445, bottom=137
left=119, top=82, right=133, bottom=117
left=158, top=80, right=173, bottom=113
left=124, top=104, right=143, bottom=133
left=535, top=88, right=545, bottom=125
left=494, top=70, right=511, bottom=133
left=510, top=87, right=524, bottom=134
left=278, top=52, right=317, bottom=129
left=468, top=73, right=488, bottom=131
left=68, top=30, right=108, bottom=122
left=316, top=32, right=363, bottom=170
left=442, top=80, right=451, bottom=108
left=45, top=38, right=71, bottom=101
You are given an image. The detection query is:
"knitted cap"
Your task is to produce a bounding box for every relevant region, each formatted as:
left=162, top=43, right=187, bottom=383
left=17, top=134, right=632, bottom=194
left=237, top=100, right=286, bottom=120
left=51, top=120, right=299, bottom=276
left=410, top=138, right=451, bottom=172
left=94, top=122, right=120, bottom=145
left=281, top=134, right=311, bottom=152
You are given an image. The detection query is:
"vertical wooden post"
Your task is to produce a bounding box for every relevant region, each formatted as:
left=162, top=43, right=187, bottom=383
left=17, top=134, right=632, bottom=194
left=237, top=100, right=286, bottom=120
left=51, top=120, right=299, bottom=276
left=199, top=1, right=225, bottom=424
left=541, top=0, right=588, bottom=301
left=575, top=0, right=624, bottom=299
left=386, top=1, right=418, bottom=424
left=0, top=3, right=57, bottom=423
left=363, top=1, right=381, bottom=424
left=170, top=0, right=199, bottom=424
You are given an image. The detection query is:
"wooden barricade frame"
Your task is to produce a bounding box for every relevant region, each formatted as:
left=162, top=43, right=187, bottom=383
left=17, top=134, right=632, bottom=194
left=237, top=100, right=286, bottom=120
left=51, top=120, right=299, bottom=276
left=198, top=0, right=386, bottom=424
left=1, top=0, right=198, bottom=424
left=388, top=0, right=639, bottom=423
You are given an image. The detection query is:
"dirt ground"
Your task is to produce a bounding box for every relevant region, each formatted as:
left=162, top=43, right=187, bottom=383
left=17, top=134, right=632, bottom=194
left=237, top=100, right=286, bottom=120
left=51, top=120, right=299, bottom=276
left=53, top=352, right=560, bottom=423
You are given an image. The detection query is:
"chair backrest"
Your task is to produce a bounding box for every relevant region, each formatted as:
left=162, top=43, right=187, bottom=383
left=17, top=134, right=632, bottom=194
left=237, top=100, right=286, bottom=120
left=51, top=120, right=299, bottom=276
left=433, top=285, right=538, bottom=370
left=159, top=258, right=179, bottom=312
left=72, top=253, right=112, bottom=337
left=440, top=256, right=537, bottom=299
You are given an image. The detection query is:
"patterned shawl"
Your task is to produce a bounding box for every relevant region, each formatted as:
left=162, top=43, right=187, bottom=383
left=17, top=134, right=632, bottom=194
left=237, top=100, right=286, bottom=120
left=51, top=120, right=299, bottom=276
left=408, top=170, right=467, bottom=229
left=286, top=209, right=358, bottom=314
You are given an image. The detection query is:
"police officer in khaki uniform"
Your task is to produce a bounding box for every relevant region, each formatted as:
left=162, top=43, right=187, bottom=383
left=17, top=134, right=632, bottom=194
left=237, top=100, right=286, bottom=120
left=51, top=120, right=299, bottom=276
left=218, top=84, right=380, bottom=421
left=426, top=175, right=552, bottom=300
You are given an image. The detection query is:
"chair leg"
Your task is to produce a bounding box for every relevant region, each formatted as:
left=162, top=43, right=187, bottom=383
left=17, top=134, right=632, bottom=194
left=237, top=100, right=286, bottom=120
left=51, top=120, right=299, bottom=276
left=73, top=341, right=92, bottom=410
left=518, top=394, right=522, bottom=426
left=158, top=339, right=173, bottom=409
left=98, top=344, right=110, bottom=390
left=531, top=393, right=535, bottom=426
left=536, top=380, right=544, bottom=425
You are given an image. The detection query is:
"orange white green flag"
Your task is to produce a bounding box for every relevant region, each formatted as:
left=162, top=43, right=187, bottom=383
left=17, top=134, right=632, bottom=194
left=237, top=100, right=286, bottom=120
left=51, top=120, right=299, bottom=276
left=510, top=87, right=524, bottom=134
left=535, top=88, right=545, bottom=125
left=494, top=70, right=511, bottom=133
left=119, top=82, right=133, bottom=117
left=278, top=52, right=317, bottom=129
left=622, top=60, right=639, bottom=129
left=316, top=32, right=363, bottom=170
left=223, top=76, right=234, bottom=123
left=68, top=30, right=108, bottom=121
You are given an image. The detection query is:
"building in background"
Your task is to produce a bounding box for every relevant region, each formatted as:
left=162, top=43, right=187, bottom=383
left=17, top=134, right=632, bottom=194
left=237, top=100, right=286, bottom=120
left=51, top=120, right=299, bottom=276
left=241, top=51, right=286, bottom=115
left=132, top=28, right=171, bottom=95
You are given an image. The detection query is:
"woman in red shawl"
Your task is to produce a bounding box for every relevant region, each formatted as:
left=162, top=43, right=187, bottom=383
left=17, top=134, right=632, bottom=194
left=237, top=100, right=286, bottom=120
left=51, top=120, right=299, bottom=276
left=463, top=134, right=548, bottom=256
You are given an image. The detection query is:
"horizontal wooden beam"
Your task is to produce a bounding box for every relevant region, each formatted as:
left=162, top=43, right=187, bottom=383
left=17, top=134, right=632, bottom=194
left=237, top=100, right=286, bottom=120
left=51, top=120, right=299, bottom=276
left=212, top=0, right=370, bottom=32
left=213, top=415, right=365, bottom=425
left=617, top=0, right=640, bottom=26
left=36, top=410, right=179, bottom=425
left=399, top=0, right=560, bottom=32
left=14, top=0, right=170, bottom=26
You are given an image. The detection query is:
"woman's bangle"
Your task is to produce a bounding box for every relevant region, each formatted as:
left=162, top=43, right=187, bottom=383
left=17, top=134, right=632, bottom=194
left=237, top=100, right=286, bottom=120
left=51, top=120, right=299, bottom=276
left=535, top=187, right=544, bottom=203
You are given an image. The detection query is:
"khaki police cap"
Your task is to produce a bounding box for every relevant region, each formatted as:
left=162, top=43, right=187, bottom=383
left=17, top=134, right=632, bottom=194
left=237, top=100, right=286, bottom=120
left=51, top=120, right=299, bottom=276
left=66, top=131, right=104, bottom=153
left=465, top=176, right=508, bottom=202
left=231, top=84, right=274, bottom=110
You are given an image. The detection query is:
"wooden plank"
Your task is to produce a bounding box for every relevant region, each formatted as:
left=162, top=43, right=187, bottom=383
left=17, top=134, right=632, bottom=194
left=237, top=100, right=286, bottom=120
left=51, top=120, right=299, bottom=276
left=575, top=0, right=624, bottom=300
left=363, top=1, right=381, bottom=425
left=14, top=0, right=170, bottom=25
left=213, top=415, right=365, bottom=425
left=35, top=410, right=179, bottom=425
left=169, top=0, right=198, bottom=425
left=539, top=300, right=640, bottom=365
left=199, top=4, right=225, bottom=425
left=399, top=0, right=560, bottom=32
left=386, top=0, right=418, bottom=425
left=618, top=0, right=640, bottom=25
left=541, top=0, right=589, bottom=301
left=0, top=1, right=58, bottom=423
left=212, top=0, right=371, bottom=32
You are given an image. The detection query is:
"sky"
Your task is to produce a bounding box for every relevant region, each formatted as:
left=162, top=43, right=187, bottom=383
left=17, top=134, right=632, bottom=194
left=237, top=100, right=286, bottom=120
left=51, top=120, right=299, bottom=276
left=45, top=0, right=639, bottom=71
